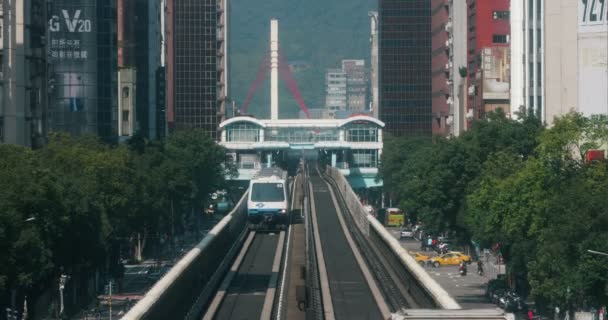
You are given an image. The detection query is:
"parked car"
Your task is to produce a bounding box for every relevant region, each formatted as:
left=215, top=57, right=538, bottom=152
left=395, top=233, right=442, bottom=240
left=430, top=251, right=472, bottom=267
left=498, top=291, right=527, bottom=313
left=400, top=228, right=414, bottom=239
left=486, top=278, right=508, bottom=300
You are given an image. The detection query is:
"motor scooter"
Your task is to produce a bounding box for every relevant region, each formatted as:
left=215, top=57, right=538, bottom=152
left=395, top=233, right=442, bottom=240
left=459, top=264, right=467, bottom=276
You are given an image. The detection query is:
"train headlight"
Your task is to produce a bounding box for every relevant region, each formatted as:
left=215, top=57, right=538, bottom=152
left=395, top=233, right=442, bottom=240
left=279, top=209, right=287, bottom=214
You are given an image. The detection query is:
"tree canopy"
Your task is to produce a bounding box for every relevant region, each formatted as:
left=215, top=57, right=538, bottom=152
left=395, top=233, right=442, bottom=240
left=0, top=129, right=231, bottom=311
left=380, top=111, right=608, bottom=306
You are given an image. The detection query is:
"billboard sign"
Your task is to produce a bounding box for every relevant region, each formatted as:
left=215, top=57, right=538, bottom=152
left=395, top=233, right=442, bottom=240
left=48, top=0, right=98, bottom=135
left=481, top=47, right=510, bottom=100
left=578, top=0, right=608, bottom=116
left=579, top=0, right=608, bottom=33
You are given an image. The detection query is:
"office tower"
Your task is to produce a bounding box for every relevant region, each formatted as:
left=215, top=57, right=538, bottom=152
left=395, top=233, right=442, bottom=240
left=512, top=0, right=607, bottom=124
left=166, top=0, right=228, bottom=140
left=133, top=0, right=163, bottom=140
left=46, top=0, right=118, bottom=143
left=342, top=59, right=368, bottom=113
left=378, top=0, right=432, bottom=136
left=510, top=0, right=543, bottom=120
left=466, top=0, right=511, bottom=124
left=0, top=0, right=48, bottom=147
left=325, top=69, right=347, bottom=117
left=431, top=0, right=467, bottom=136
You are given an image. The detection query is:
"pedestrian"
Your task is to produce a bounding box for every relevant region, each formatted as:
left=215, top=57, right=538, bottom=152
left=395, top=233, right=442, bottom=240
left=426, top=236, right=432, bottom=252
left=528, top=309, right=535, bottom=320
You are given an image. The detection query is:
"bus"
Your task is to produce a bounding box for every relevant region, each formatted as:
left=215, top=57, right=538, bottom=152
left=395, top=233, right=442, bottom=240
left=378, top=208, right=405, bottom=227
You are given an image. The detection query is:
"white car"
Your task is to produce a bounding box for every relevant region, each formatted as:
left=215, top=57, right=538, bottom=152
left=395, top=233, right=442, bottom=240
left=400, top=229, right=414, bottom=239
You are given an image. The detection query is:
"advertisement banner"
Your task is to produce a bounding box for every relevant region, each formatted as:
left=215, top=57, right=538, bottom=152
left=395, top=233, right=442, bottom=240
left=48, top=0, right=98, bottom=135
left=481, top=47, right=510, bottom=101
left=578, top=0, right=608, bottom=116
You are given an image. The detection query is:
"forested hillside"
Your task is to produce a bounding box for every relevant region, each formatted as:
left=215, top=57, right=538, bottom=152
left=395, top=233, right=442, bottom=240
left=229, top=0, right=376, bottom=118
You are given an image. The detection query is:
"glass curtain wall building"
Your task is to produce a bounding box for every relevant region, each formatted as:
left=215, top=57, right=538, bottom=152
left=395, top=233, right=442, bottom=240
left=378, top=0, right=432, bottom=136
left=170, top=0, right=220, bottom=139
left=47, top=0, right=118, bottom=142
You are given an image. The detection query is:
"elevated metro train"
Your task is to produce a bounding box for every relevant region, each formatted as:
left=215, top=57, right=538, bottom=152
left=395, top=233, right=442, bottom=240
left=247, top=168, right=290, bottom=229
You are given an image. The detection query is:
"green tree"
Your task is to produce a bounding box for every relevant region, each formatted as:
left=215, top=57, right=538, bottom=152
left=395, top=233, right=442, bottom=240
left=0, top=144, right=55, bottom=298
left=528, top=162, right=608, bottom=307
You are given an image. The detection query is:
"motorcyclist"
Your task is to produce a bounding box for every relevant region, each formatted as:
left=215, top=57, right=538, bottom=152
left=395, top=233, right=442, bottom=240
left=477, top=260, right=484, bottom=275
left=459, top=261, right=467, bottom=276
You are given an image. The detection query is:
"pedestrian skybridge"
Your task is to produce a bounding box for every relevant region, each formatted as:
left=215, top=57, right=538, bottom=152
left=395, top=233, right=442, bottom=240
left=219, top=115, right=384, bottom=187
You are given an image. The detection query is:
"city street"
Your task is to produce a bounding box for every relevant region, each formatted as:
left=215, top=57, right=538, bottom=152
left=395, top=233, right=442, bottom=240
left=386, top=228, right=501, bottom=309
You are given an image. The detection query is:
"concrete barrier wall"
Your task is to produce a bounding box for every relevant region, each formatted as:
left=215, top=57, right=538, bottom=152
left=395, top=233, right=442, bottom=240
left=325, top=167, right=460, bottom=310
left=325, top=167, right=370, bottom=236
left=122, top=191, right=250, bottom=320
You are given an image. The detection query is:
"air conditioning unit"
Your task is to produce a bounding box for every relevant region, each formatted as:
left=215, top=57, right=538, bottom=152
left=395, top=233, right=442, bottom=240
left=468, top=85, right=476, bottom=96
left=446, top=115, right=454, bottom=125
left=466, top=109, right=474, bottom=119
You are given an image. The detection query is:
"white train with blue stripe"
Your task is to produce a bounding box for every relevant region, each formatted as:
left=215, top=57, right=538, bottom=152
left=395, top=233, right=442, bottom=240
left=247, top=168, right=290, bottom=228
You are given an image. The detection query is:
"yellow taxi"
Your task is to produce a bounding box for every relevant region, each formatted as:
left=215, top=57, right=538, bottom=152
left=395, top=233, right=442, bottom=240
left=410, top=252, right=430, bottom=266
left=430, top=251, right=472, bottom=267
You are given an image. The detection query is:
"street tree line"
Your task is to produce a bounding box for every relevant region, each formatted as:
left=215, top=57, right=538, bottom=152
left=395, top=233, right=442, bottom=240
left=0, top=130, right=232, bottom=314
left=380, top=111, right=608, bottom=309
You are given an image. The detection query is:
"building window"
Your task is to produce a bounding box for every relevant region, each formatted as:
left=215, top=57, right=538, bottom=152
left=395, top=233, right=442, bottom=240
left=529, top=62, right=534, bottom=84
left=493, top=11, right=510, bottom=20
left=345, top=125, right=378, bottom=142
left=226, top=124, right=259, bottom=142
left=493, top=34, right=509, bottom=43
left=122, top=87, right=130, bottom=98
left=351, top=150, right=378, bottom=168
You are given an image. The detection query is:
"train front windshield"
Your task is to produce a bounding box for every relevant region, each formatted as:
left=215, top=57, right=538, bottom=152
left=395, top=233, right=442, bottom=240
left=251, top=183, right=285, bottom=202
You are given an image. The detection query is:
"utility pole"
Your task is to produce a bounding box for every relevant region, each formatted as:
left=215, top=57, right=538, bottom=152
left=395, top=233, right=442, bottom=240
left=105, top=280, right=114, bottom=320
left=59, top=274, right=68, bottom=316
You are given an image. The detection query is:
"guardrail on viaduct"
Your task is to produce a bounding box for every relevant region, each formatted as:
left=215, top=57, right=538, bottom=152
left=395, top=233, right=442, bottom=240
left=325, top=166, right=461, bottom=310
left=122, top=191, right=250, bottom=320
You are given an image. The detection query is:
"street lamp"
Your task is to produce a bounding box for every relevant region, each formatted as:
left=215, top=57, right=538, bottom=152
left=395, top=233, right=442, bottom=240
left=59, top=274, right=69, bottom=316
left=24, top=217, right=36, bottom=222
left=587, top=249, right=608, bottom=257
